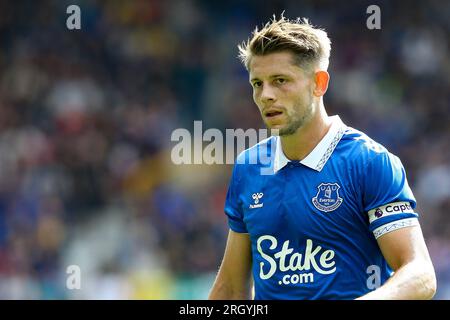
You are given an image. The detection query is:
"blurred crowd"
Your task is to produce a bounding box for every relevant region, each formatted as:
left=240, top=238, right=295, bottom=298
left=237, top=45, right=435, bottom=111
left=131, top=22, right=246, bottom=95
left=0, top=0, right=449, bottom=299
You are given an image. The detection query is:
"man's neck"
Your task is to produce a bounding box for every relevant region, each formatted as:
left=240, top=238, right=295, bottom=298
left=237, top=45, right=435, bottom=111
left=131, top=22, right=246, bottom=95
left=280, top=105, right=331, bottom=161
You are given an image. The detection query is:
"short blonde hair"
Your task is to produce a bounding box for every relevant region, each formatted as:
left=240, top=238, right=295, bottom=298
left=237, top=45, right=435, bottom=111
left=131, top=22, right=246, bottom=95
left=238, top=15, right=331, bottom=72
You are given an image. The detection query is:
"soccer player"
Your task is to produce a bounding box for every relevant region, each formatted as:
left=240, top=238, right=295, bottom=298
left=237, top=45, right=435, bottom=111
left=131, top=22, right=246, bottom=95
left=208, top=16, right=436, bottom=300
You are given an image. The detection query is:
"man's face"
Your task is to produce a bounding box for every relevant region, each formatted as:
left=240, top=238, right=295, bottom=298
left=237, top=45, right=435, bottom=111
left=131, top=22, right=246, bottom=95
left=249, top=51, right=315, bottom=136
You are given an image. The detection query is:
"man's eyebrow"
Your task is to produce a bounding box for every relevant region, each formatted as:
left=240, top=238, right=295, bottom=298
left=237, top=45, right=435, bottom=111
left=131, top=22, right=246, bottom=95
left=250, top=74, right=289, bottom=82
left=270, top=74, right=289, bottom=78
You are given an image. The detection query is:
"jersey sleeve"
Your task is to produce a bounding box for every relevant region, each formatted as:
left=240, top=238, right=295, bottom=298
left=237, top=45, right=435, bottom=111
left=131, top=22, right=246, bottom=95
left=224, top=163, right=248, bottom=233
left=362, top=150, right=419, bottom=239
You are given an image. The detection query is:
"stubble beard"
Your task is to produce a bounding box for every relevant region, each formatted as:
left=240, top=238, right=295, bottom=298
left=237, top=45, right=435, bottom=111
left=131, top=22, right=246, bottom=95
left=271, top=102, right=314, bottom=136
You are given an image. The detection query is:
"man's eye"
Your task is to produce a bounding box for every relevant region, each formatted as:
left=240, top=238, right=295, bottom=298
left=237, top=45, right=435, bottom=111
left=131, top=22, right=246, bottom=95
left=253, top=82, right=262, bottom=88
left=276, top=78, right=286, bottom=84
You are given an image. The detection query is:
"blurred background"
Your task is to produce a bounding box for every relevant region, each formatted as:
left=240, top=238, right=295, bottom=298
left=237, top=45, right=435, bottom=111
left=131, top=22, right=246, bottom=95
left=0, top=0, right=448, bottom=299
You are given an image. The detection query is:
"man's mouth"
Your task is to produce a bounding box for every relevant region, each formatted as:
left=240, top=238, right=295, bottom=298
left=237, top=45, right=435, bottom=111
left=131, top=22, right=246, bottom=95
left=265, top=110, right=283, bottom=118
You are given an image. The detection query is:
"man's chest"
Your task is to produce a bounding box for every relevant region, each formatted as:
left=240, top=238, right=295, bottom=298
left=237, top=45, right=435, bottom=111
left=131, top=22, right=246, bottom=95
left=239, top=167, right=365, bottom=239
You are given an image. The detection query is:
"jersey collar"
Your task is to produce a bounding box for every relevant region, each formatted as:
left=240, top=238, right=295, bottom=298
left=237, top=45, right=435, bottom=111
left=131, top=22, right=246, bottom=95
left=274, top=115, right=346, bottom=173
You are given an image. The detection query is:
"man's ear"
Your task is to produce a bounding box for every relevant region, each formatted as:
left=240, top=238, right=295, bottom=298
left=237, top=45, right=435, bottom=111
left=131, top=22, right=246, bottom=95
left=313, top=71, right=330, bottom=97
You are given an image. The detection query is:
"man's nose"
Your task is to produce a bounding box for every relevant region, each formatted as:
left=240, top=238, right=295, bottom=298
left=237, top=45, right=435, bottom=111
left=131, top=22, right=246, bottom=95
left=260, top=83, right=276, bottom=104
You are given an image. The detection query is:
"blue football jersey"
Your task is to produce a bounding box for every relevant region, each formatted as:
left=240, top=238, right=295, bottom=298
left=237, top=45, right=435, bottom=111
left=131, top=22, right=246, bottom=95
left=224, top=116, right=419, bottom=300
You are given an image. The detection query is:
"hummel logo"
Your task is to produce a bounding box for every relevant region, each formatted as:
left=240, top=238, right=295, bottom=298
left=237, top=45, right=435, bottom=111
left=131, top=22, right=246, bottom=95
left=250, top=193, right=264, bottom=209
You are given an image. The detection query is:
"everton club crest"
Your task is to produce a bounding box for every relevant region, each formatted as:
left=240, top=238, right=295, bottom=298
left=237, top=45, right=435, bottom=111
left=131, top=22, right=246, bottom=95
left=312, top=183, right=343, bottom=212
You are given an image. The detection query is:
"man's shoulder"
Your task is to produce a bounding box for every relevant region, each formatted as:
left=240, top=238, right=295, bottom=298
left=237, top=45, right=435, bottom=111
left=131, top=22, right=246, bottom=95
left=339, top=126, right=393, bottom=165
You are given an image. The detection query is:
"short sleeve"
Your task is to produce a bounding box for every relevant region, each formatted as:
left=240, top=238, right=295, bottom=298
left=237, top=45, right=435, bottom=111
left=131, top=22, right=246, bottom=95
left=362, top=150, right=419, bottom=239
left=224, top=164, right=248, bottom=233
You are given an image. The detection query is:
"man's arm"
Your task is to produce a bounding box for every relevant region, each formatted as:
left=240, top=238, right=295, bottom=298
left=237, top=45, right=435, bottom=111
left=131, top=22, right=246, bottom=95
left=357, top=225, right=436, bottom=300
left=209, top=229, right=253, bottom=299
